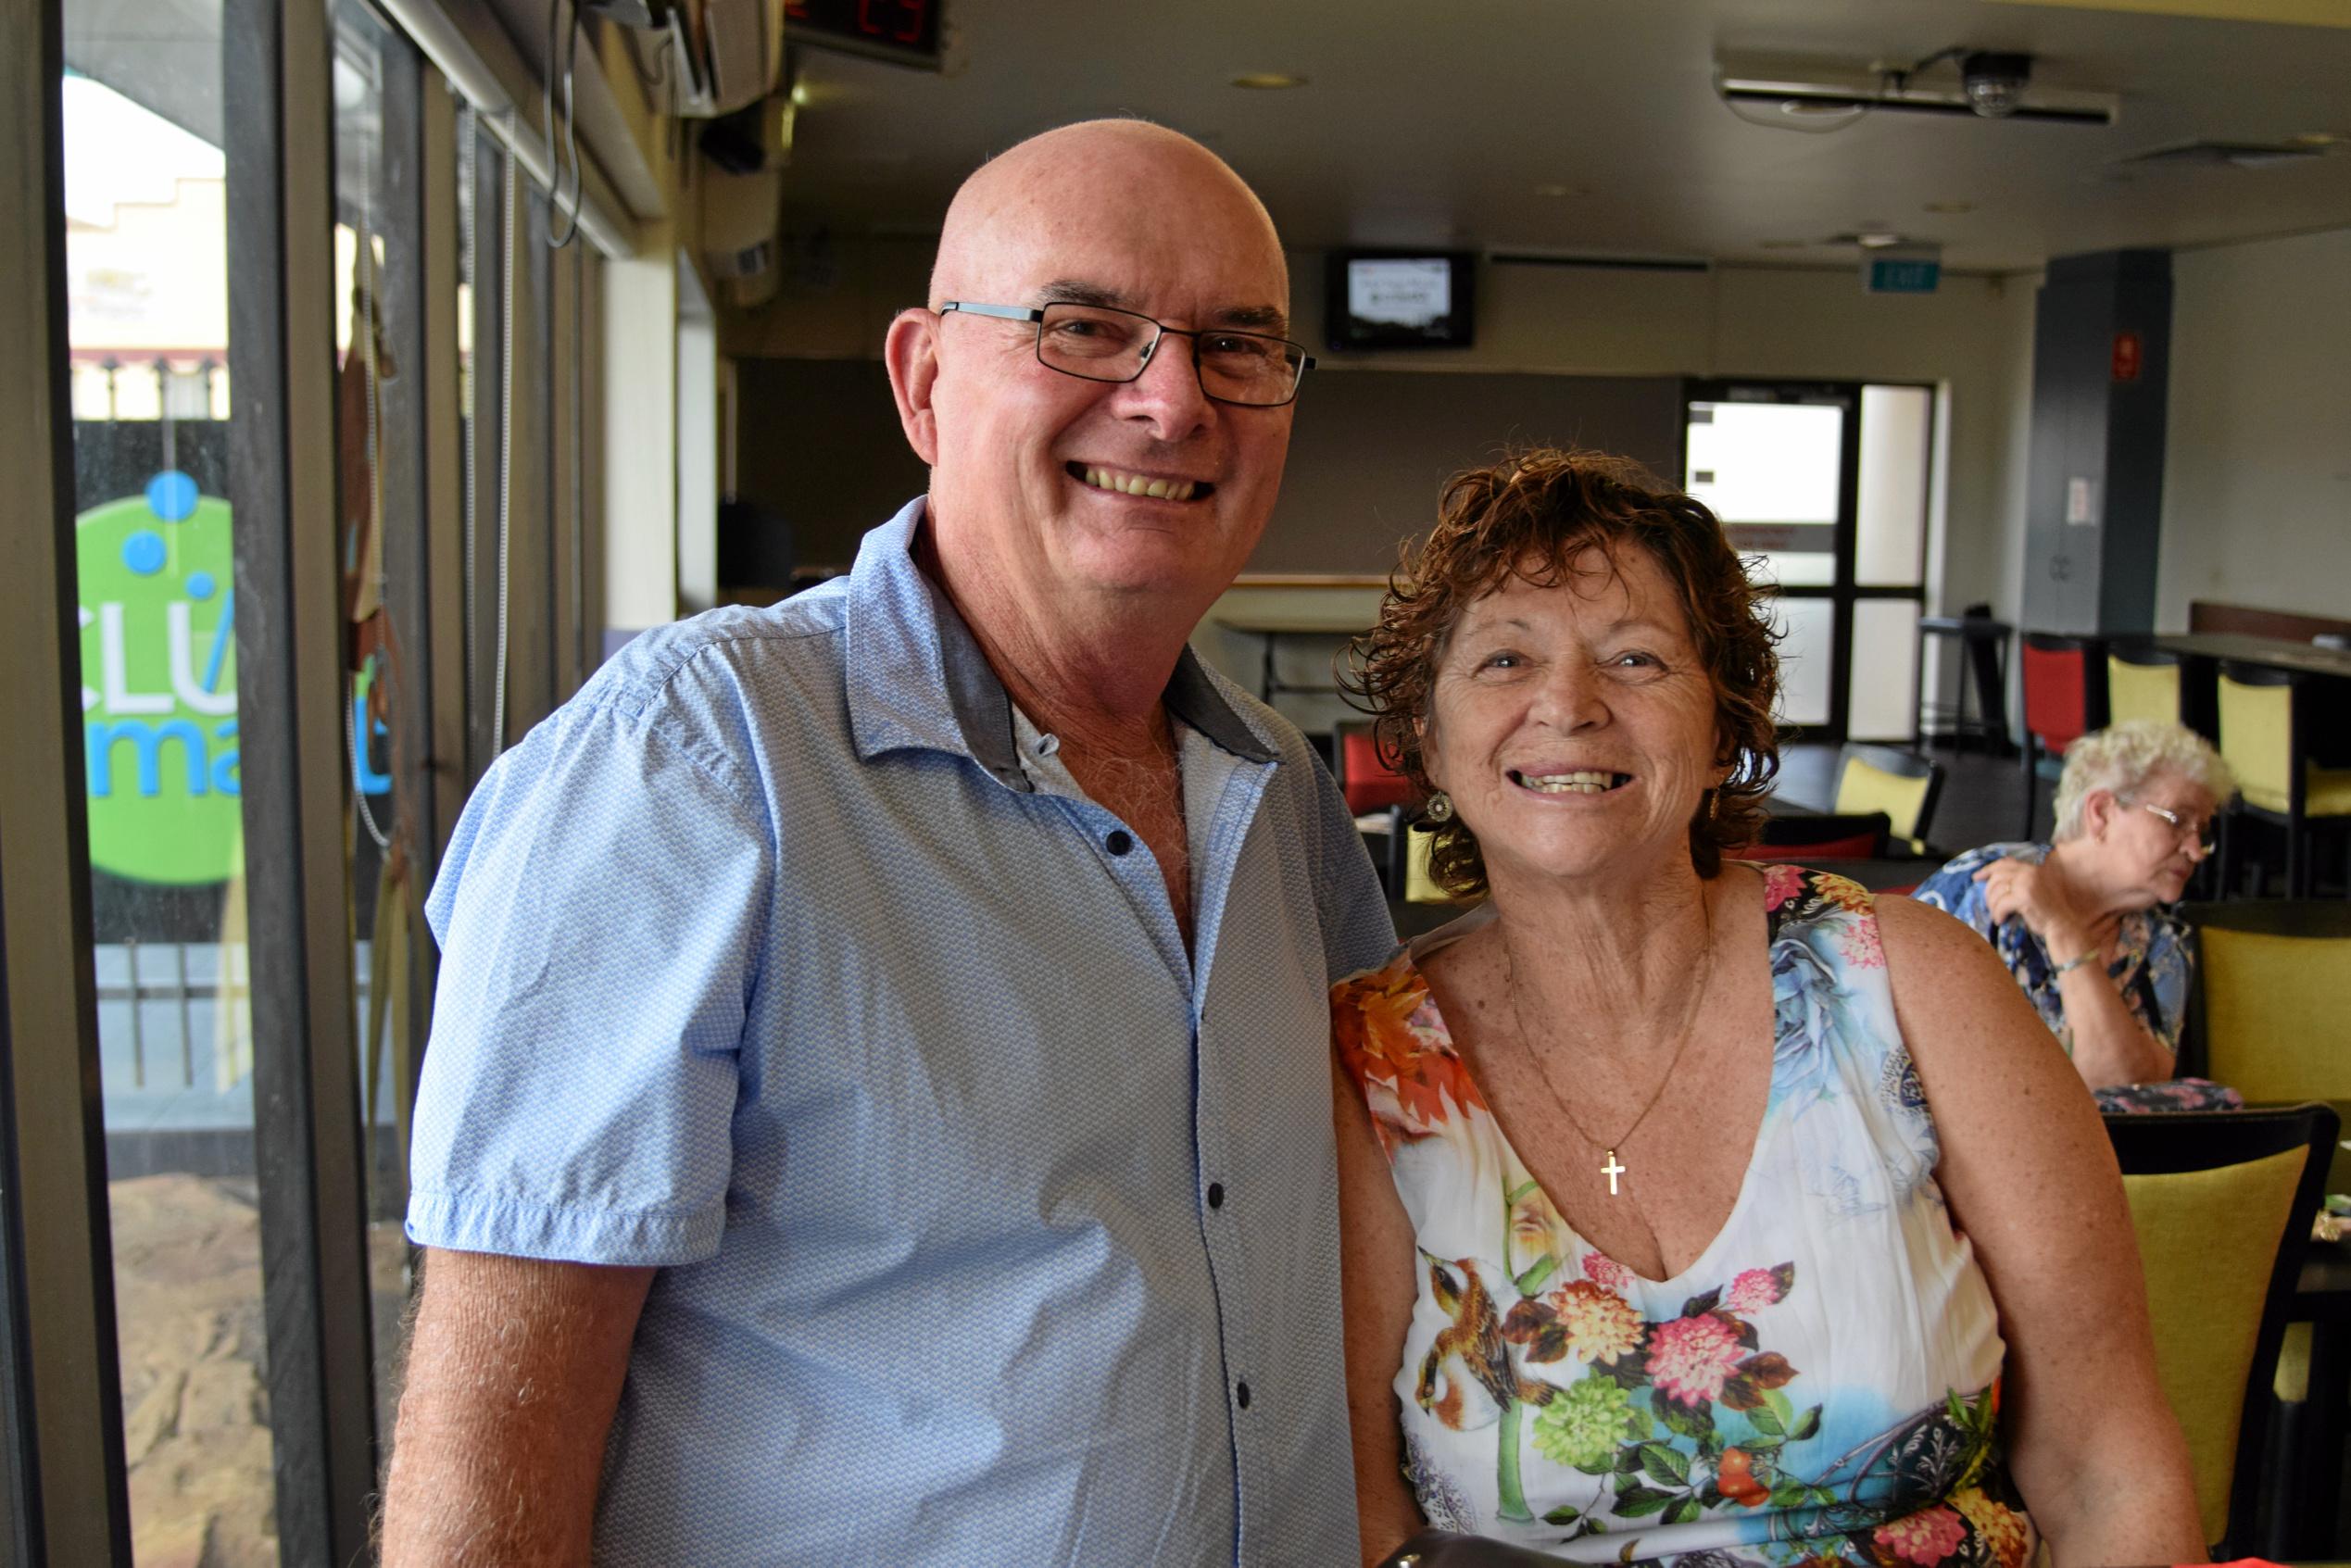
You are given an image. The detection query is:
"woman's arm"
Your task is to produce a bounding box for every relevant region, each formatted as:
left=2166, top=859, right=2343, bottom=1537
left=1876, top=896, right=2207, bottom=1564
left=2047, top=954, right=2177, bottom=1089
left=1332, top=1054, right=1429, bottom=1567
left=1972, top=857, right=2174, bottom=1089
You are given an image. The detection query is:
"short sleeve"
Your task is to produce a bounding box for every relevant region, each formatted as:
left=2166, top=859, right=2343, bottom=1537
left=406, top=699, right=773, bottom=1267
left=1910, top=848, right=1997, bottom=937
left=1303, top=744, right=1398, bottom=983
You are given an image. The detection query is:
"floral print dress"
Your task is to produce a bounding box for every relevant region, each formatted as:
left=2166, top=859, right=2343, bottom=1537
left=1332, top=868, right=2035, bottom=1566
left=1910, top=843, right=2240, bottom=1115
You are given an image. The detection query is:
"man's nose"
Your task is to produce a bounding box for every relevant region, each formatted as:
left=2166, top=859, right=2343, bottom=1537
left=1113, top=329, right=1215, bottom=439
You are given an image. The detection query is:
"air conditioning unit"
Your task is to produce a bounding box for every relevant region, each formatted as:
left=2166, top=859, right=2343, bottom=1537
left=602, top=0, right=782, bottom=118
left=698, top=95, right=792, bottom=307
left=678, top=0, right=785, bottom=118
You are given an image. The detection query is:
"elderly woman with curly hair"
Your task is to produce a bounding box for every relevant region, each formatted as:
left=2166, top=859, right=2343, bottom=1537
left=1912, top=721, right=2240, bottom=1114
left=1330, top=450, right=2201, bottom=1567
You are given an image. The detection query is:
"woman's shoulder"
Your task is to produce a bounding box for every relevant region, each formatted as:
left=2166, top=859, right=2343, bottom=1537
left=1759, top=862, right=1879, bottom=931
left=1910, top=842, right=2044, bottom=914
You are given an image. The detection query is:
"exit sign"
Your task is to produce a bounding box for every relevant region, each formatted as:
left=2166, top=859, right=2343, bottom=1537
left=1864, top=254, right=1942, bottom=295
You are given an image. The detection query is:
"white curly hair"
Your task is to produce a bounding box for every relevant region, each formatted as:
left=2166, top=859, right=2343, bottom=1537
left=2051, top=720, right=2235, bottom=842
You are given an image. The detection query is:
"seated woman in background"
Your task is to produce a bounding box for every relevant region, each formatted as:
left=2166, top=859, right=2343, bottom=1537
left=1330, top=450, right=2201, bottom=1565
left=1911, top=721, right=2239, bottom=1113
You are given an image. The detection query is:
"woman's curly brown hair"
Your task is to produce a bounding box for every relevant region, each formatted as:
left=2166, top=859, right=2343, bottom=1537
left=1340, top=448, right=1781, bottom=896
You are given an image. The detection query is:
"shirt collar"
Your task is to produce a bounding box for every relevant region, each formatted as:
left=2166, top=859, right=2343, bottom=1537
left=843, top=496, right=1276, bottom=784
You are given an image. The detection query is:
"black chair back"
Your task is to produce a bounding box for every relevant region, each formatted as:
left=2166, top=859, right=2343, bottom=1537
left=2103, top=1103, right=2339, bottom=1555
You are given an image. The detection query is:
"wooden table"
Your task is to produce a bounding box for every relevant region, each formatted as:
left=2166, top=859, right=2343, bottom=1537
left=2140, top=632, right=2351, bottom=766
left=1213, top=613, right=1370, bottom=701
left=2148, top=632, right=2351, bottom=684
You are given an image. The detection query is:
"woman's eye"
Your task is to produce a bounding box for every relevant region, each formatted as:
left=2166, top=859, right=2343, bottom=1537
left=1612, top=651, right=1661, bottom=670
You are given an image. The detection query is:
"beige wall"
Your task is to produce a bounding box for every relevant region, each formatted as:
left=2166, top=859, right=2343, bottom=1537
left=1295, top=259, right=2039, bottom=622
left=733, top=246, right=2043, bottom=596
left=730, top=245, right=2047, bottom=705
left=2157, top=226, right=2351, bottom=629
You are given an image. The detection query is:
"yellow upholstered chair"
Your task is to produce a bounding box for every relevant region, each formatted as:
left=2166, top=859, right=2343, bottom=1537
left=2183, top=900, right=2351, bottom=1102
left=2107, top=645, right=2184, bottom=729
left=1832, top=745, right=1942, bottom=857
left=2104, top=1104, right=2338, bottom=1555
left=1403, top=823, right=1473, bottom=905
left=2216, top=662, right=2351, bottom=897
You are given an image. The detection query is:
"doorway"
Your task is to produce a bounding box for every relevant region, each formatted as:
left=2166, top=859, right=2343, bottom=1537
left=1682, top=381, right=1935, bottom=744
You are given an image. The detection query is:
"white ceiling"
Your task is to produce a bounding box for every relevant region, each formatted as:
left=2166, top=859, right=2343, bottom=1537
left=780, top=0, right=2351, bottom=274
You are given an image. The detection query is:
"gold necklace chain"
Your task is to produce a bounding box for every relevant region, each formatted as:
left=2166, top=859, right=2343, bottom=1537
left=1501, top=903, right=1715, bottom=1198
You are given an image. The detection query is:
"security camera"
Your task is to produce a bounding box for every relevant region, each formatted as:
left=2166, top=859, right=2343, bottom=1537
left=1960, top=52, right=2032, bottom=118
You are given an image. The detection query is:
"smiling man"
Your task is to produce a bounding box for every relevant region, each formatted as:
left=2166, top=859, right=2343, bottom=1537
left=383, top=120, right=1395, bottom=1567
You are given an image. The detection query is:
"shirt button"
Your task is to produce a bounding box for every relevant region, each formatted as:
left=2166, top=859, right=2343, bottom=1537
left=1236, top=1380, right=1251, bottom=1410
left=1207, top=1182, right=1225, bottom=1210
left=1105, top=830, right=1134, bottom=856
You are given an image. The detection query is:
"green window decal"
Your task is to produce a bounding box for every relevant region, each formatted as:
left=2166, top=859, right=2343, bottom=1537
left=77, top=476, right=243, bottom=885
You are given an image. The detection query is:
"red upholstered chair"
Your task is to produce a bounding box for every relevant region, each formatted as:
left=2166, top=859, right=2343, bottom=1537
left=1331, top=722, right=1419, bottom=896
left=2019, top=633, right=2109, bottom=839
left=1727, top=811, right=1892, bottom=862
left=1331, top=722, right=1414, bottom=815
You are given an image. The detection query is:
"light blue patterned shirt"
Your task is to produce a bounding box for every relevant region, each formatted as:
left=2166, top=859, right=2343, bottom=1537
left=408, top=497, right=1395, bottom=1567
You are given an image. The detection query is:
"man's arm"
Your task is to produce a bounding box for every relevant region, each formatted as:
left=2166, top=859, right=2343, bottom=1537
left=381, top=1248, right=656, bottom=1568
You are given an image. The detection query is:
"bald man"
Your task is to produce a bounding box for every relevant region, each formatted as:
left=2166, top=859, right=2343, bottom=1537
left=383, top=120, right=1395, bottom=1566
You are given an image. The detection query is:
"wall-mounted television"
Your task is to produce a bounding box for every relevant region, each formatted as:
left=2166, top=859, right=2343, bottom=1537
left=1326, top=250, right=1476, bottom=352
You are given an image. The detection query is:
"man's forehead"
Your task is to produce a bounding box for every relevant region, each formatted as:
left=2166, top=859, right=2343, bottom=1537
left=1033, top=277, right=1289, bottom=333
left=933, top=123, right=1289, bottom=320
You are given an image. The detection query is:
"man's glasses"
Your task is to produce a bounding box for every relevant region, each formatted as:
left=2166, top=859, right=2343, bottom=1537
left=2131, top=798, right=2216, bottom=859
left=937, top=300, right=1314, bottom=408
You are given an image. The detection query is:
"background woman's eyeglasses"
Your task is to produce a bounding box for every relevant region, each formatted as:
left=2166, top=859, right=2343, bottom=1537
left=937, top=300, right=1314, bottom=408
left=2131, top=798, right=2216, bottom=858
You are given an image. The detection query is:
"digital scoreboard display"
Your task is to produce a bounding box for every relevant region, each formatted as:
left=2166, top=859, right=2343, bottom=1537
left=786, top=0, right=943, bottom=70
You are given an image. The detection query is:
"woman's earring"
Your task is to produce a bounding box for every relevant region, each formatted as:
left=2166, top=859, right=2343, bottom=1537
left=1424, top=791, right=1455, bottom=823
left=1704, top=788, right=1719, bottom=822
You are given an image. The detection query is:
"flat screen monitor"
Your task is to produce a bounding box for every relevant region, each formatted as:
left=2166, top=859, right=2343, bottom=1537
left=1326, top=251, right=1475, bottom=352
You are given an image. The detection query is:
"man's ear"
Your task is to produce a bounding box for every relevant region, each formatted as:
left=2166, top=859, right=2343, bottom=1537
left=884, top=307, right=941, bottom=465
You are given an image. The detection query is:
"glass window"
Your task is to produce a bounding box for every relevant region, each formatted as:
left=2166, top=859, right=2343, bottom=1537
left=1855, top=385, right=1932, bottom=588
left=1687, top=400, right=1843, bottom=589
left=60, top=33, right=283, bottom=1566
left=330, top=0, right=420, bottom=1458
left=1849, top=599, right=1924, bottom=742
left=1770, top=596, right=1838, bottom=731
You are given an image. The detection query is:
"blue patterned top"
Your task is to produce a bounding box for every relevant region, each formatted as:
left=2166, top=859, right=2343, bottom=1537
left=408, top=498, right=1396, bottom=1566
left=1909, top=842, right=2192, bottom=1059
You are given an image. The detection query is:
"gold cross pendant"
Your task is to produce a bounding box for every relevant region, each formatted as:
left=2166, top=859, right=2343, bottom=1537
left=1602, top=1149, right=1627, bottom=1196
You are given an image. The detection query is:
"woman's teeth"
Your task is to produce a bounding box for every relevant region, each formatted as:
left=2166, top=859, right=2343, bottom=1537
left=1080, top=466, right=1198, bottom=501
left=1511, top=770, right=1628, bottom=794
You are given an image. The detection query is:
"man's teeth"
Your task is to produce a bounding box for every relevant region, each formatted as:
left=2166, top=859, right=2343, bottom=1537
left=1515, top=771, right=1627, bottom=794
left=1083, top=466, right=1197, bottom=501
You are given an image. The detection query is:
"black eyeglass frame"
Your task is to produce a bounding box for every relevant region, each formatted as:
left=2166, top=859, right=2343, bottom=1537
left=936, top=299, right=1316, bottom=408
